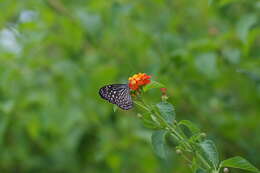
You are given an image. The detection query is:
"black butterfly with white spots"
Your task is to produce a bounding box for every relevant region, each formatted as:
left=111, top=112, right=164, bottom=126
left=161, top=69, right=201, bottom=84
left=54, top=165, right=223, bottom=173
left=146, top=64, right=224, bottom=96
left=99, top=84, right=133, bottom=110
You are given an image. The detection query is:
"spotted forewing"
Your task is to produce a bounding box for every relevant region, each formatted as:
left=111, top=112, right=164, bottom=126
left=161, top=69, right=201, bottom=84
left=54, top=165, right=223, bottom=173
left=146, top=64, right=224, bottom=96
left=99, top=84, right=133, bottom=110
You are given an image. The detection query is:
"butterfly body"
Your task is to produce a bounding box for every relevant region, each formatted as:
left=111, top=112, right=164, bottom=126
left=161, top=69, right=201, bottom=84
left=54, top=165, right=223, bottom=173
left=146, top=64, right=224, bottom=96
left=99, top=84, right=133, bottom=110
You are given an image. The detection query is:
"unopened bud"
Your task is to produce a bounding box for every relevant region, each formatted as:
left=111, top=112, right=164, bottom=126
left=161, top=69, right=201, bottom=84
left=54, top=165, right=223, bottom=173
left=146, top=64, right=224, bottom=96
left=223, top=168, right=229, bottom=173
left=176, top=149, right=182, bottom=155
left=160, top=88, right=167, bottom=95
left=161, top=95, right=168, bottom=101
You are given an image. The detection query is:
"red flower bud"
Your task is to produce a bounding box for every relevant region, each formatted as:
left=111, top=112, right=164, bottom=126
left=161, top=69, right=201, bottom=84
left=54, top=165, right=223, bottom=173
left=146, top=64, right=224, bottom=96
left=160, top=88, right=167, bottom=95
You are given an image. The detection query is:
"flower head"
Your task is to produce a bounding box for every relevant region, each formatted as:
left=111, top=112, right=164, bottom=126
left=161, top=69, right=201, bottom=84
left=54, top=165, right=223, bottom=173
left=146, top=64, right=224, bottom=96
left=128, top=73, right=151, bottom=91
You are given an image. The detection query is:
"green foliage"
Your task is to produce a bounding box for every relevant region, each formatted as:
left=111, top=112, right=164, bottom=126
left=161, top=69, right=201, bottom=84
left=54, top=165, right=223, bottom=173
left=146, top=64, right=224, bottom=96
left=151, top=130, right=169, bottom=159
left=199, top=140, right=219, bottom=169
left=156, top=102, right=175, bottom=124
left=220, top=157, right=260, bottom=173
left=179, top=120, right=201, bottom=135
left=143, top=80, right=165, bottom=92
left=0, top=0, right=259, bottom=172
left=137, top=97, right=259, bottom=173
left=138, top=112, right=160, bottom=129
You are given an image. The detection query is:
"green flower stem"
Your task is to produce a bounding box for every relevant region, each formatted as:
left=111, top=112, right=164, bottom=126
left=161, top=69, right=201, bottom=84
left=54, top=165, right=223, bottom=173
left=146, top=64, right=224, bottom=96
left=134, top=99, right=215, bottom=172
left=134, top=100, right=181, bottom=141
left=181, top=153, right=193, bottom=164
left=153, top=108, right=213, bottom=171
left=134, top=101, right=150, bottom=112
left=158, top=113, right=213, bottom=171
left=134, top=100, right=192, bottom=150
left=149, top=110, right=193, bottom=151
left=151, top=109, right=193, bottom=152
left=168, top=130, right=183, bottom=143
left=196, top=151, right=212, bottom=170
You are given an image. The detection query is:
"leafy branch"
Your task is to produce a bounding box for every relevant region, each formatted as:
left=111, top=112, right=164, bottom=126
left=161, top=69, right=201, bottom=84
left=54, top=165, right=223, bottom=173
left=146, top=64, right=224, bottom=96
left=132, top=81, right=260, bottom=173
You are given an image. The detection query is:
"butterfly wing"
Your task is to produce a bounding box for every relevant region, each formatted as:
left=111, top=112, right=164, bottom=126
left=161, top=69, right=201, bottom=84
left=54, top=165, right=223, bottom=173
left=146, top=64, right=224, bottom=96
left=99, top=84, right=133, bottom=110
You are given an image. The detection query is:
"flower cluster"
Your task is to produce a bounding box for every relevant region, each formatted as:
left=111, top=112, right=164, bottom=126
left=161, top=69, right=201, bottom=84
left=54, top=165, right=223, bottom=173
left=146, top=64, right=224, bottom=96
left=128, top=73, right=151, bottom=90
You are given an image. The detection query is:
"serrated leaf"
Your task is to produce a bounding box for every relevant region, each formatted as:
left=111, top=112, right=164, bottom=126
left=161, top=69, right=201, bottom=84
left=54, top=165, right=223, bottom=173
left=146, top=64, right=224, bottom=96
left=156, top=102, right=175, bottom=124
left=143, top=80, right=165, bottom=92
left=179, top=120, right=200, bottom=135
left=151, top=130, right=169, bottom=159
left=199, top=140, right=219, bottom=168
left=220, top=156, right=260, bottom=173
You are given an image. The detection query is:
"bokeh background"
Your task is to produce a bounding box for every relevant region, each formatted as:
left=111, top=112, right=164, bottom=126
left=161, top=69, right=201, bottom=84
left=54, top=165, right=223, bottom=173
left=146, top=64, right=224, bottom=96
left=0, top=0, right=260, bottom=172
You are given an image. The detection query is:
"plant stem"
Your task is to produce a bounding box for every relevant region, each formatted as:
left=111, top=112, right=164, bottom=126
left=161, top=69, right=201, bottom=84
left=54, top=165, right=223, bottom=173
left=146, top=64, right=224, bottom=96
left=134, top=99, right=214, bottom=172
left=152, top=110, right=193, bottom=152
left=134, top=101, right=150, bottom=112
left=196, top=151, right=212, bottom=170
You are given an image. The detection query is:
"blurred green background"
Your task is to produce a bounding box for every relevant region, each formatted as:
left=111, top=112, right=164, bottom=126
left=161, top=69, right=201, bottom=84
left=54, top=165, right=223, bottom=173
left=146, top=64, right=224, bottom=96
left=0, top=0, right=260, bottom=172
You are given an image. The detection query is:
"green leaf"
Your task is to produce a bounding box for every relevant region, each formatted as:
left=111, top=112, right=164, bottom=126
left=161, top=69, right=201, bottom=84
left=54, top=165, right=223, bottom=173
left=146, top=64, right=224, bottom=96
left=220, top=156, right=260, bottom=173
left=222, top=47, right=241, bottom=65
left=138, top=113, right=161, bottom=129
left=151, top=130, right=169, bottom=159
left=195, top=169, right=207, bottom=173
left=113, top=105, right=118, bottom=112
left=236, top=14, right=257, bottom=43
left=142, top=119, right=160, bottom=129
left=179, top=120, right=200, bottom=135
left=143, top=80, right=165, bottom=92
left=156, top=102, right=175, bottom=124
left=199, top=140, right=219, bottom=168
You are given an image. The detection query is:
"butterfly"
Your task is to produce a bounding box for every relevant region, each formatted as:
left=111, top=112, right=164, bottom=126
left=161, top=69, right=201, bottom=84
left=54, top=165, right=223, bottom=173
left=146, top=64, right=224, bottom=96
left=99, top=84, right=133, bottom=110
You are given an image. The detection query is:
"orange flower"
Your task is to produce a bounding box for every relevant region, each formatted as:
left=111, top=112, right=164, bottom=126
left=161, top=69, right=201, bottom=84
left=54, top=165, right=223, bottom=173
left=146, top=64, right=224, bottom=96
left=128, top=73, right=151, bottom=91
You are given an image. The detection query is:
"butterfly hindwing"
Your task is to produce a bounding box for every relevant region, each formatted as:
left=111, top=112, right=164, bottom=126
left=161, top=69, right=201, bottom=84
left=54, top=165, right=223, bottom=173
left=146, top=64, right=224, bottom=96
left=99, top=84, right=133, bottom=110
